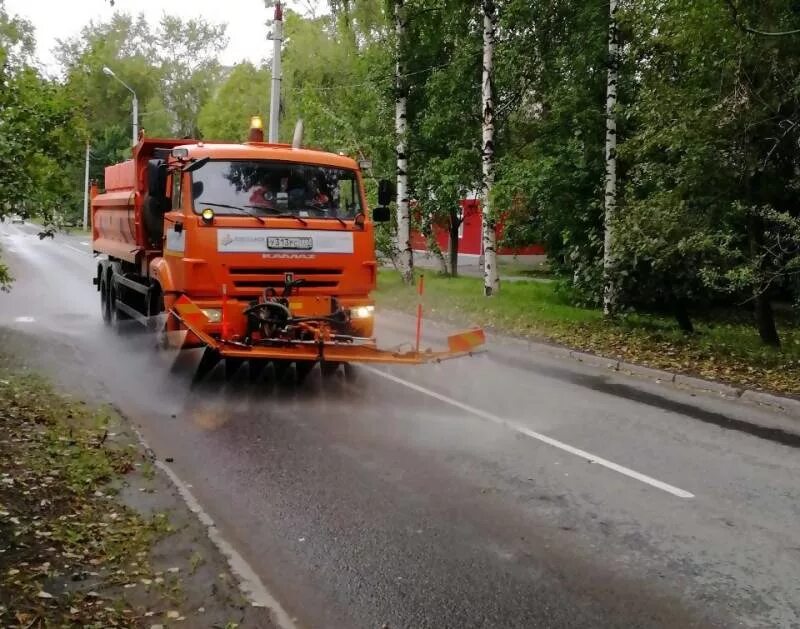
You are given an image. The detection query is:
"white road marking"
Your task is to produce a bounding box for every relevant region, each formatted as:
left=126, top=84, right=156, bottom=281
left=14, top=316, right=35, bottom=323
left=129, top=426, right=297, bottom=629
left=364, top=366, right=695, bottom=499
left=65, top=244, right=86, bottom=254
left=80, top=241, right=89, bottom=246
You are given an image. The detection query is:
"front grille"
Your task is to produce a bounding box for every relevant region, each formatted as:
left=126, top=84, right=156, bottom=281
left=227, top=267, right=344, bottom=293
left=233, top=279, right=338, bottom=289
left=229, top=267, right=342, bottom=276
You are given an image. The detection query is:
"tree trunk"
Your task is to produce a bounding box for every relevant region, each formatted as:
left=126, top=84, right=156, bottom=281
left=481, top=0, right=499, bottom=296
left=394, top=0, right=413, bottom=285
left=602, top=0, right=620, bottom=316
left=755, top=293, right=780, bottom=347
left=748, top=209, right=781, bottom=347
left=449, top=213, right=460, bottom=277
left=426, top=233, right=449, bottom=275
left=673, top=299, right=694, bottom=334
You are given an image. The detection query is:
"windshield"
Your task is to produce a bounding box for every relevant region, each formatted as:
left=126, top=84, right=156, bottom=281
left=191, top=160, right=362, bottom=220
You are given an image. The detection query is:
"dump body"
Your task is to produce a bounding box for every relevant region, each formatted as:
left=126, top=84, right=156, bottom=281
left=92, top=138, right=188, bottom=264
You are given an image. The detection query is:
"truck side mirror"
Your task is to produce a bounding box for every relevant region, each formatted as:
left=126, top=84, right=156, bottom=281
left=377, top=179, right=393, bottom=207
left=147, top=159, right=167, bottom=198
left=372, top=206, right=391, bottom=223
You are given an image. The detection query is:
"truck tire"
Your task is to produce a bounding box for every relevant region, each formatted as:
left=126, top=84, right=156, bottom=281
left=147, top=289, right=169, bottom=350
left=109, top=276, right=131, bottom=332
left=320, top=361, right=342, bottom=377
left=100, top=270, right=112, bottom=325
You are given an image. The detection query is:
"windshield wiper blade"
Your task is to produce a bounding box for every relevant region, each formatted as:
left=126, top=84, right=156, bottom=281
left=201, top=202, right=266, bottom=223
left=272, top=213, right=308, bottom=226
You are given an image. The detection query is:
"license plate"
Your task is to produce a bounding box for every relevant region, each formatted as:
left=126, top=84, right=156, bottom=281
left=267, top=236, right=313, bottom=250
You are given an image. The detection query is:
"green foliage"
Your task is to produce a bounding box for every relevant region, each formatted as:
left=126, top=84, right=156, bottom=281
left=279, top=7, right=394, bottom=171
left=57, top=11, right=228, bottom=157
left=157, top=15, right=228, bottom=137
left=0, top=2, right=86, bottom=233
left=493, top=0, right=608, bottom=300
left=616, top=0, right=800, bottom=337
left=198, top=63, right=270, bottom=141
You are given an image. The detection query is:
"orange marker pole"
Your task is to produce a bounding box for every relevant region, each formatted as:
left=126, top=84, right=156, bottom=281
left=415, top=274, right=424, bottom=353
left=221, top=283, right=228, bottom=340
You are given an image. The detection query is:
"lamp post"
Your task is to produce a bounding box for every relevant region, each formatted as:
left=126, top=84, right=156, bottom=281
left=82, top=141, right=90, bottom=231
left=102, top=66, right=138, bottom=147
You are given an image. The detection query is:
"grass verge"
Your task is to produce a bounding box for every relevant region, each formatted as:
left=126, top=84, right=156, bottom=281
left=0, top=361, right=170, bottom=627
left=375, top=270, right=800, bottom=397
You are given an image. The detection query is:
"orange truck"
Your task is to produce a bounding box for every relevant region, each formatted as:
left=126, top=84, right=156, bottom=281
left=91, top=118, right=484, bottom=379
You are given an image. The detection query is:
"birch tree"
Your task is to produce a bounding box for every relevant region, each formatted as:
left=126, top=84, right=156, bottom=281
left=394, top=0, right=413, bottom=284
left=602, top=0, right=620, bottom=315
left=481, top=0, right=499, bottom=296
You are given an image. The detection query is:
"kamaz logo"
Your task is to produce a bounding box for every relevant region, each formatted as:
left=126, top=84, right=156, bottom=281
left=261, top=253, right=317, bottom=260
left=221, top=233, right=234, bottom=246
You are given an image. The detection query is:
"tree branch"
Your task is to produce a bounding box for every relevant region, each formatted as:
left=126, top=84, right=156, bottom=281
left=723, top=0, right=800, bottom=36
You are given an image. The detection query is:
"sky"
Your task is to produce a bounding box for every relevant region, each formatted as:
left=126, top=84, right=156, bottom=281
left=5, top=0, right=328, bottom=75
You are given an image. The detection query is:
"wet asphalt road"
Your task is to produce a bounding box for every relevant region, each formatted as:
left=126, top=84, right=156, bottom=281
left=1, top=221, right=799, bottom=628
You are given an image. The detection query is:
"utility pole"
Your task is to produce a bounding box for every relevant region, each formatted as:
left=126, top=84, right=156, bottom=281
left=132, top=93, right=138, bottom=145
left=269, top=1, right=283, bottom=143
left=82, top=142, right=90, bottom=231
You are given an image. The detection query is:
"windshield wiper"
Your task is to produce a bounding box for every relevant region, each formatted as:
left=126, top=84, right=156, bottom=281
left=272, top=212, right=308, bottom=226
left=201, top=202, right=266, bottom=224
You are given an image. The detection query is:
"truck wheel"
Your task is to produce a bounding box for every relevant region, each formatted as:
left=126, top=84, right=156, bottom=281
left=100, top=272, right=111, bottom=325
left=146, top=288, right=164, bottom=332
left=343, top=363, right=359, bottom=383
left=295, top=360, right=315, bottom=384
left=320, top=361, right=341, bottom=377
left=109, top=277, right=131, bottom=332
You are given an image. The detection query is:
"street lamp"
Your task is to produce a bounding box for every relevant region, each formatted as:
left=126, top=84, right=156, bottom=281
left=102, top=66, right=138, bottom=147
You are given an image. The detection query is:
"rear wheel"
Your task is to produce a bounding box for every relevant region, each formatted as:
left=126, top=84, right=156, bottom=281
left=109, top=276, right=131, bottom=332
left=100, top=271, right=111, bottom=325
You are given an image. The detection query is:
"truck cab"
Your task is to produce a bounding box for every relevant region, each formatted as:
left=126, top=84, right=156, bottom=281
left=152, top=142, right=381, bottom=339
left=92, top=125, right=391, bottom=347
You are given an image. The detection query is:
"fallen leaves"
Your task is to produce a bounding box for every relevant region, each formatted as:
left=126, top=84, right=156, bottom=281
left=0, top=367, right=176, bottom=628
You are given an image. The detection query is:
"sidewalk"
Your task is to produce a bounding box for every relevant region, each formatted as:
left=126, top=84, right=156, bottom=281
left=410, top=252, right=554, bottom=283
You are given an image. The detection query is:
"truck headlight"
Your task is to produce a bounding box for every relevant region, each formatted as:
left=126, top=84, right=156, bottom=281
left=352, top=305, right=375, bottom=319
left=201, top=308, right=222, bottom=323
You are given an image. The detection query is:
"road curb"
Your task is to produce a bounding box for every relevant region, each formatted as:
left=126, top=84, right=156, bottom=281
left=740, top=390, right=800, bottom=416
left=379, top=309, right=800, bottom=425
left=673, top=374, right=744, bottom=399
left=569, top=350, right=620, bottom=371
left=617, top=361, right=676, bottom=384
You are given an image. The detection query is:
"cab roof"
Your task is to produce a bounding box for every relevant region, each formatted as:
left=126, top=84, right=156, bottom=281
left=173, top=142, right=360, bottom=170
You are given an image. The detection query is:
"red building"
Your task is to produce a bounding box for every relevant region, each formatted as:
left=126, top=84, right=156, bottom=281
left=410, top=197, right=544, bottom=262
